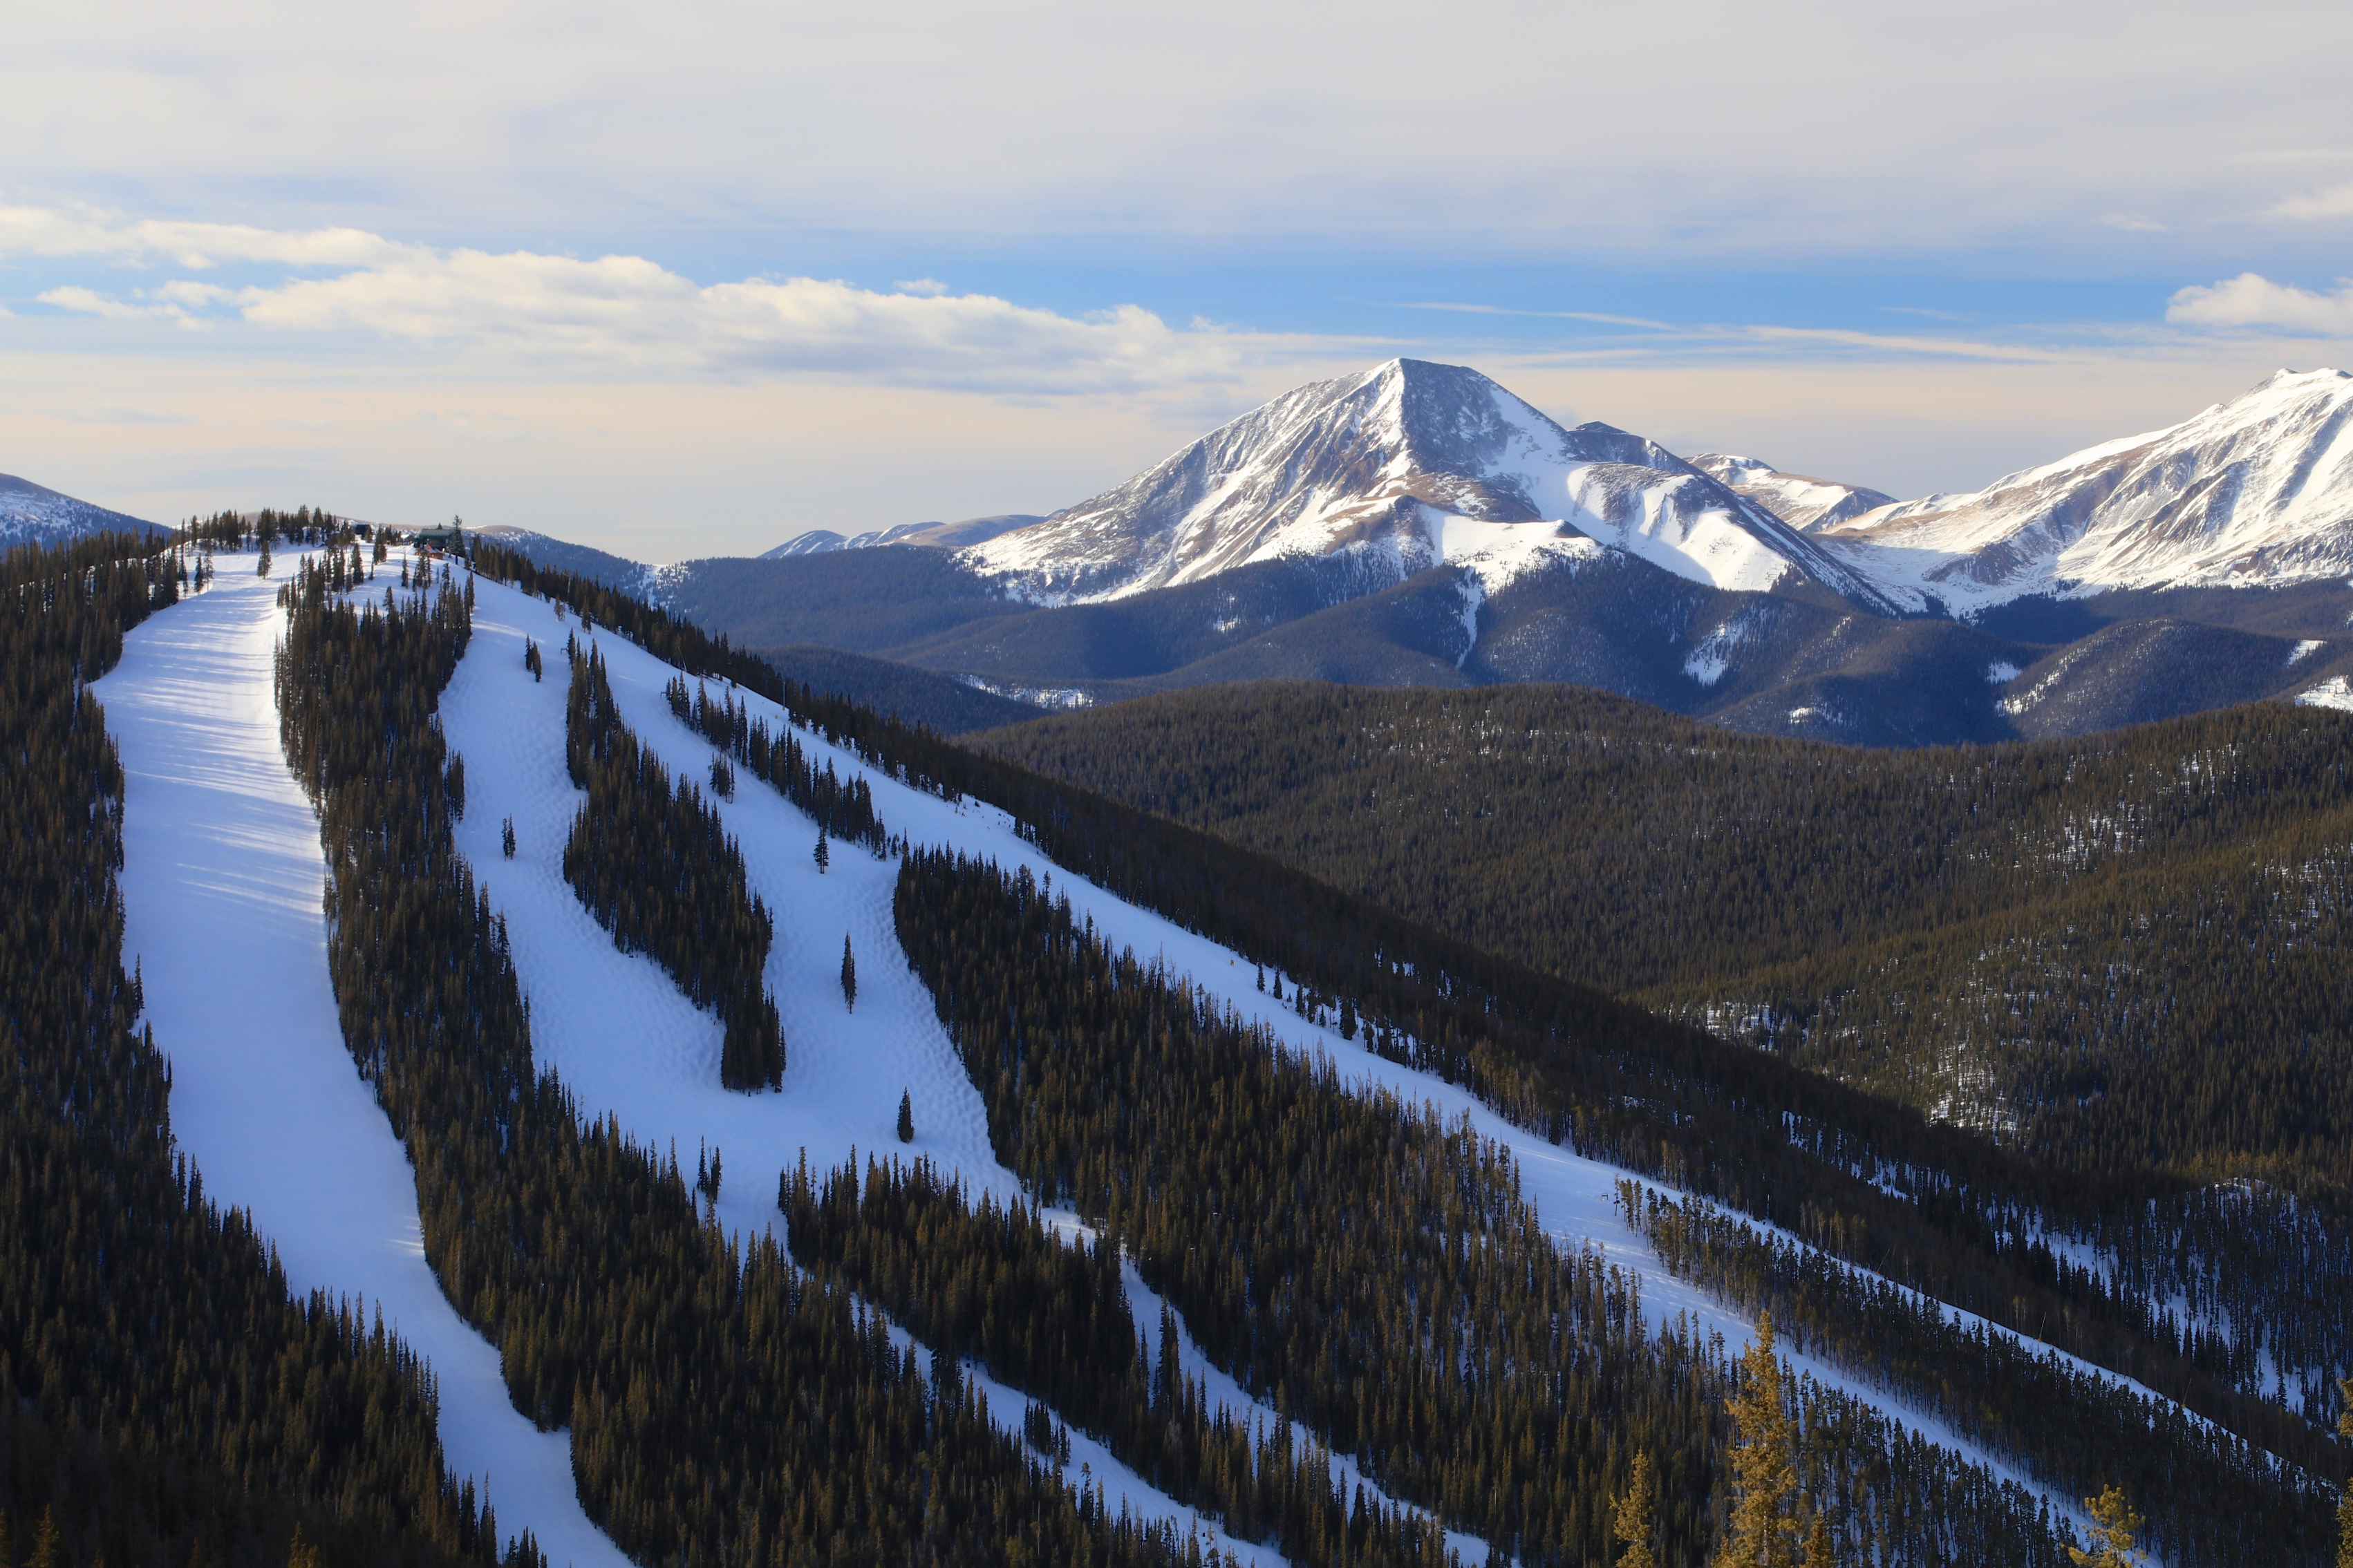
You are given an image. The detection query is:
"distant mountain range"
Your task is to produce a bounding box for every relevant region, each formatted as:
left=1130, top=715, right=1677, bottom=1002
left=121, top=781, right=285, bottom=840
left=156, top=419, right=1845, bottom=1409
left=423, top=361, right=2353, bottom=742
left=0, top=473, right=165, bottom=551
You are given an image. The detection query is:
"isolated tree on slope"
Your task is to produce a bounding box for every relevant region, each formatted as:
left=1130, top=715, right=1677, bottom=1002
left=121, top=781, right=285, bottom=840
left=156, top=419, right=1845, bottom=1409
left=897, top=1090, right=914, bottom=1144
left=2068, top=1485, right=2146, bottom=1567
left=841, top=934, right=856, bottom=1011
left=1717, top=1314, right=1800, bottom=1568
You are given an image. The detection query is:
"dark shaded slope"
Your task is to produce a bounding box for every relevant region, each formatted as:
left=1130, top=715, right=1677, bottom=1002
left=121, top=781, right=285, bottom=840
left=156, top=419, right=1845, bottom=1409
left=751, top=643, right=1038, bottom=734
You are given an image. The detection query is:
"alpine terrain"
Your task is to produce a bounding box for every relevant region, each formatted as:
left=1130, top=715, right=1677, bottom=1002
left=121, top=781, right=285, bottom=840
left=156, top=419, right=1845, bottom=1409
left=11, top=513, right=2350, bottom=1567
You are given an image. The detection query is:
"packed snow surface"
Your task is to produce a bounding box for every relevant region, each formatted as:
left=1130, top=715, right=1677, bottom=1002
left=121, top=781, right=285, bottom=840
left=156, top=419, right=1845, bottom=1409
left=2298, top=674, right=2353, bottom=712
left=95, top=557, right=629, bottom=1568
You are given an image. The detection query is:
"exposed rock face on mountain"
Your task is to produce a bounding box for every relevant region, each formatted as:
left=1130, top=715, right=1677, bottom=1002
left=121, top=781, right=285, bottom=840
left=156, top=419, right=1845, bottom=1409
left=1689, top=453, right=1897, bottom=533
left=962, top=359, right=1906, bottom=614
left=0, top=473, right=163, bottom=551
left=1816, top=368, right=2353, bottom=615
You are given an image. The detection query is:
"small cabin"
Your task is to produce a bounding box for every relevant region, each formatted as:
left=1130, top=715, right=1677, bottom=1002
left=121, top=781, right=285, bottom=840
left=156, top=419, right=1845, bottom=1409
left=409, top=525, right=463, bottom=556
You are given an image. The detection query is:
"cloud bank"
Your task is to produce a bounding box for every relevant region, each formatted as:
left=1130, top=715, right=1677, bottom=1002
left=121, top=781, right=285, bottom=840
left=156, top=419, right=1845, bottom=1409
left=2168, top=272, right=2353, bottom=334
left=10, top=207, right=1315, bottom=395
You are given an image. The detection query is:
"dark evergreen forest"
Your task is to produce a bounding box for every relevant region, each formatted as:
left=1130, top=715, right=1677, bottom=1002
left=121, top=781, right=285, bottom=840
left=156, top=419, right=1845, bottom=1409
left=0, top=531, right=525, bottom=1568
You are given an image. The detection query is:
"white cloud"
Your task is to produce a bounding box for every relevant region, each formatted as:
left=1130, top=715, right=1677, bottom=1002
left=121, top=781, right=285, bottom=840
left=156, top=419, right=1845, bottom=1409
left=892, top=278, right=951, bottom=296
left=7, top=207, right=1329, bottom=395
left=2097, top=213, right=2167, bottom=232
left=2269, top=182, right=2353, bottom=220
left=2166, top=272, right=2353, bottom=333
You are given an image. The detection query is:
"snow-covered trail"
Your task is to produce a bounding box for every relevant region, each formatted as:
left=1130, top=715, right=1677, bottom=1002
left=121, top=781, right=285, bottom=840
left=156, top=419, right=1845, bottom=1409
left=442, top=574, right=1284, bottom=1564
left=443, top=565, right=2168, bottom=1541
left=95, top=557, right=629, bottom=1568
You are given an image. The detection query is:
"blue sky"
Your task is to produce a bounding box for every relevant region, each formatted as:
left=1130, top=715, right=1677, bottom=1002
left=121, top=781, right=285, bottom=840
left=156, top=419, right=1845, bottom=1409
left=6, top=0, right=2352, bottom=558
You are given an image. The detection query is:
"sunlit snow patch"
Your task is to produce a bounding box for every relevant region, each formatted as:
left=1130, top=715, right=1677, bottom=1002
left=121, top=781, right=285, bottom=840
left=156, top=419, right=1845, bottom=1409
left=2297, top=674, right=2353, bottom=711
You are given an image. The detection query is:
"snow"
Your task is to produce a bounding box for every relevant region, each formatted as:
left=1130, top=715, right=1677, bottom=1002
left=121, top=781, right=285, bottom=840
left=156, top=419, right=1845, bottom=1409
left=1819, top=368, right=2353, bottom=612
left=1683, top=618, right=1754, bottom=687
left=2287, top=639, right=2324, bottom=666
left=94, top=554, right=629, bottom=1568
left=959, top=359, right=1893, bottom=612
left=1987, top=661, right=2023, bottom=683
left=440, top=565, right=2166, bottom=1540
left=1, top=471, right=163, bottom=551
left=2296, top=674, right=2353, bottom=711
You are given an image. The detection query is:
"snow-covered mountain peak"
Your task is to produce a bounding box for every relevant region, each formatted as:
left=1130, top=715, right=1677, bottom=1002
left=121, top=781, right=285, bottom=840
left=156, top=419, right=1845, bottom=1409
left=1688, top=453, right=1897, bottom=533
left=963, top=359, right=1904, bottom=612
left=1817, top=368, right=2353, bottom=614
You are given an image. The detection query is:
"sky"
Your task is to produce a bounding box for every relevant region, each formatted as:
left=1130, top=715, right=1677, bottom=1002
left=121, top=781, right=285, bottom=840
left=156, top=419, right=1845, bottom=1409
left=6, top=0, right=2352, bottom=559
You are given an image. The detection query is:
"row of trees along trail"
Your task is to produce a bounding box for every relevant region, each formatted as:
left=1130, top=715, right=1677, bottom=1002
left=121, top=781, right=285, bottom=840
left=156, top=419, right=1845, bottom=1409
left=564, top=643, right=784, bottom=1090
left=2, top=529, right=527, bottom=1568
left=893, top=849, right=2088, bottom=1567
left=274, top=554, right=1194, bottom=1568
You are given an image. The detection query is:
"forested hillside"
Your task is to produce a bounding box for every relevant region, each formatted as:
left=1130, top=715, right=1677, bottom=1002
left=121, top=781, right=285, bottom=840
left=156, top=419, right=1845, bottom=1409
left=971, top=682, right=2353, bottom=1185
left=0, top=530, right=524, bottom=1568
left=468, top=543, right=2344, bottom=1562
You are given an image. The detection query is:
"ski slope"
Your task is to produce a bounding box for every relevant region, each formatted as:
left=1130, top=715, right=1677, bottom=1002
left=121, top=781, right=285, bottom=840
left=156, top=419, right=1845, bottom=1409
left=95, top=553, right=630, bottom=1568
left=442, top=563, right=2147, bottom=1538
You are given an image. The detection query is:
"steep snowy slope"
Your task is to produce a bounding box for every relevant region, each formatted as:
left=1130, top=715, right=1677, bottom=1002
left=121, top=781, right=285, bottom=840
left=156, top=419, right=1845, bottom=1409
left=1, top=472, right=165, bottom=551
left=442, top=567, right=2229, bottom=1542
left=1818, top=368, right=2353, bottom=614
left=965, top=359, right=1906, bottom=613
left=1690, top=453, right=1897, bottom=532
left=764, top=514, right=1042, bottom=557
left=94, top=554, right=628, bottom=1568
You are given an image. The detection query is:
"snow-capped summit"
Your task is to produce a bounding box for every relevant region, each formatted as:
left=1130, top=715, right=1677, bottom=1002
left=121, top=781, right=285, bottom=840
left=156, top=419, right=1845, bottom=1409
left=1, top=473, right=165, bottom=552
left=1688, top=453, right=1896, bottom=533
left=1815, top=368, right=2353, bottom=614
left=964, top=359, right=1906, bottom=612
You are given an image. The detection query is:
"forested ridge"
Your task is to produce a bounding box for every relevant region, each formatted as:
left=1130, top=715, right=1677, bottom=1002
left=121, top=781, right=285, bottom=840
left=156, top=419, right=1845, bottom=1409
left=275, top=554, right=1194, bottom=1568
left=460, top=543, right=2345, bottom=1559
left=972, top=681, right=2353, bottom=1425
left=1, top=529, right=522, bottom=1568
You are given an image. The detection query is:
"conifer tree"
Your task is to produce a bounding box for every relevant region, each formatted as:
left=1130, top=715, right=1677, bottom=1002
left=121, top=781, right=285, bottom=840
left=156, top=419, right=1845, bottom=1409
left=288, top=1524, right=324, bottom=1568
left=841, top=934, right=858, bottom=1011
left=28, top=1509, right=59, bottom=1568
left=1801, top=1515, right=1835, bottom=1568
left=815, top=833, right=830, bottom=873
left=897, top=1090, right=915, bottom=1144
left=1719, top=1314, right=1799, bottom=1568
left=256, top=538, right=273, bottom=576
left=2070, top=1486, right=2147, bottom=1567
left=1611, top=1452, right=1657, bottom=1568
left=502, top=816, right=516, bottom=859
left=2340, top=1377, right=2353, bottom=1568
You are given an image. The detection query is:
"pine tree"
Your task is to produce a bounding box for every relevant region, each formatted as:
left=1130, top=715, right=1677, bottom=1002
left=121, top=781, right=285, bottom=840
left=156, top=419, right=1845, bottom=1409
left=841, top=934, right=857, bottom=1011
left=256, top=538, right=273, bottom=576
left=2340, top=1377, right=2353, bottom=1568
left=28, top=1509, right=60, bottom=1568
left=2068, top=1485, right=2146, bottom=1567
left=1801, top=1514, right=1835, bottom=1568
left=1612, top=1452, right=1657, bottom=1568
left=288, top=1525, right=324, bottom=1568
left=502, top=816, right=516, bottom=859
left=897, top=1090, right=915, bottom=1144
left=814, top=833, right=830, bottom=873
left=1718, top=1314, right=1799, bottom=1568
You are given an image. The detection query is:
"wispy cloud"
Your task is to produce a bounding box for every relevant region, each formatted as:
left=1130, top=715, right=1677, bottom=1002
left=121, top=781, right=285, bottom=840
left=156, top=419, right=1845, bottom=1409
left=2268, top=182, right=2353, bottom=220
left=1385, top=301, right=1676, bottom=330
left=2167, top=272, right=2353, bottom=333
left=2097, top=213, right=2167, bottom=232
left=6, top=205, right=1337, bottom=395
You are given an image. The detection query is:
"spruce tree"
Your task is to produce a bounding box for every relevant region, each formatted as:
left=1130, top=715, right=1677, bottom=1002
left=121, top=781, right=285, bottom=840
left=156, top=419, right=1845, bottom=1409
left=841, top=934, right=857, bottom=1011
left=2069, top=1486, right=2146, bottom=1567
left=897, top=1090, right=914, bottom=1144
left=1611, top=1452, right=1657, bottom=1568
left=815, top=833, right=830, bottom=873
left=502, top=817, right=516, bottom=859
left=1718, top=1314, right=1799, bottom=1568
